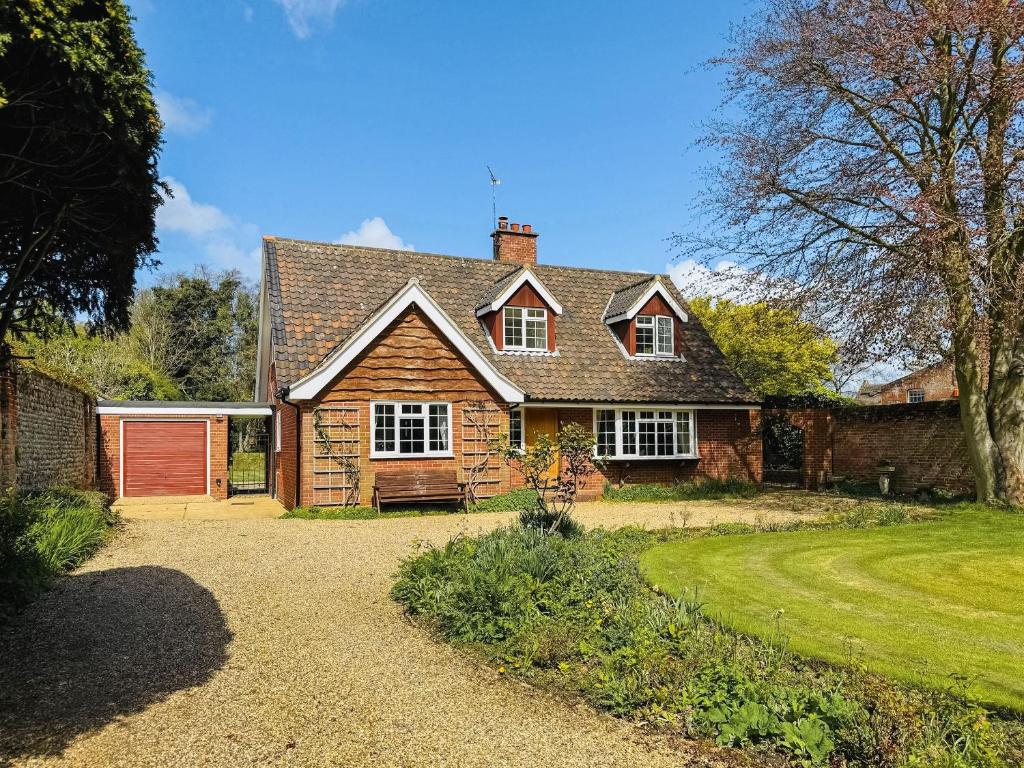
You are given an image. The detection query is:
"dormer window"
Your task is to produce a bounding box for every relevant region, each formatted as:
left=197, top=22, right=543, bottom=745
left=636, top=315, right=674, bottom=356
left=504, top=306, right=548, bottom=351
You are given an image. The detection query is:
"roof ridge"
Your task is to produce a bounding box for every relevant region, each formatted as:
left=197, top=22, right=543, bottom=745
left=267, top=236, right=664, bottom=281
left=610, top=275, right=657, bottom=295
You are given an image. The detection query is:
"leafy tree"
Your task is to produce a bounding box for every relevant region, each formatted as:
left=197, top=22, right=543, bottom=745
left=13, top=327, right=180, bottom=400
left=149, top=270, right=257, bottom=401
left=0, top=0, right=162, bottom=355
left=684, top=1, right=1024, bottom=505
left=689, top=297, right=839, bottom=398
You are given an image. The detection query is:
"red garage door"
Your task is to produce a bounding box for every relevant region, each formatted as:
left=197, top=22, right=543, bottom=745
left=122, top=420, right=208, bottom=496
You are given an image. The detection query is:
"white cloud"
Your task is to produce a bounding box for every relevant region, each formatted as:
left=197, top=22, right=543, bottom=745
left=157, top=178, right=230, bottom=236
left=154, top=90, right=212, bottom=136
left=274, top=0, right=347, bottom=38
left=335, top=217, right=414, bottom=251
left=156, top=178, right=261, bottom=276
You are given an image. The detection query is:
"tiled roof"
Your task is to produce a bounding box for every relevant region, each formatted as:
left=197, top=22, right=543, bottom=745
left=475, top=267, right=525, bottom=311
left=604, top=277, right=657, bottom=319
left=263, top=238, right=757, bottom=405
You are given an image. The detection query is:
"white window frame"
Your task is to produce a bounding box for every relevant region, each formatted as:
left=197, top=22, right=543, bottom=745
left=503, top=306, right=548, bottom=351
left=635, top=315, right=674, bottom=357
left=907, top=388, right=925, bottom=404
left=370, top=400, right=453, bottom=459
left=509, top=408, right=524, bottom=450
left=592, top=408, right=698, bottom=460
left=275, top=410, right=282, bottom=453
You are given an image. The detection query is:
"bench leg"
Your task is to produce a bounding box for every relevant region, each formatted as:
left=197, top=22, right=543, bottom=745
left=373, top=490, right=380, bottom=514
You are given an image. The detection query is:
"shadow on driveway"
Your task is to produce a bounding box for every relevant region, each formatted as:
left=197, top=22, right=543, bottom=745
left=0, top=566, right=231, bottom=765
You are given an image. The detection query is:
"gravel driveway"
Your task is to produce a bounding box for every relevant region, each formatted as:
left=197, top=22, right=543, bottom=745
left=0, top=500, right=824, bottom=767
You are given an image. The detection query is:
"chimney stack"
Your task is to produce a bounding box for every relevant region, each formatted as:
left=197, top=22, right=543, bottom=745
left=492, top=216, right=538, bottom=265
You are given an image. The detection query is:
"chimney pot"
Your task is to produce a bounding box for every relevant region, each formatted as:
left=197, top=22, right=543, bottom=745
left=511, top=222, right=520, bottom=232
left=522, top=224, right=532, bottom=233
left=498, top=216, right=508, bottom=230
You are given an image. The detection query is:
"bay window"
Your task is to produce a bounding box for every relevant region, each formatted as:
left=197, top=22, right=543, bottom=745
left=635, top=315, right=674, bottom=356
left=372, top=401, right=451, bottom=457
left=504, top=306, right=548, bottom=351
left=594, top=408, right=696, bottom=459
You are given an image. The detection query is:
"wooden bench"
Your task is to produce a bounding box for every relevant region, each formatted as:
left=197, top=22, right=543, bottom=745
left=372, top=469, right=466, bottom=513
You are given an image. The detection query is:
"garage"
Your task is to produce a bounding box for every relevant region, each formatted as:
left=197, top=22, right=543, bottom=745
left=122, top=420, right=209, bottom=496
left=97, top=401, right=274, bottom=500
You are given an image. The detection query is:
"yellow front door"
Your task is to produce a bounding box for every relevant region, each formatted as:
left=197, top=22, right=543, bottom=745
left=525, top=409, right=559, bottom=481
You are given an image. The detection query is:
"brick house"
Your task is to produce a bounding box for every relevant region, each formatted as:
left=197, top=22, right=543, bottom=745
left=257, top=218, right=762, bottom=509
left=856, top=362, right=959, bottom=405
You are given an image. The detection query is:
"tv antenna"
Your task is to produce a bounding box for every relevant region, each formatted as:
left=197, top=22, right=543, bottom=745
left=487, top=165, right=501, bottom=228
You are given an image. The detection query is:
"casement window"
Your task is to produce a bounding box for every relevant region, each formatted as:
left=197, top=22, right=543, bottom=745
left=594, top=408, right=696, bottom=459
left=372, top=401, right=452, bottom=458
left=908, top=389, right=925, bottom=404
left=509, top=409, right=524, bottom=450
left=503, top=306, right=548, bottom=351
left=635, top=315, right=674, bottom=356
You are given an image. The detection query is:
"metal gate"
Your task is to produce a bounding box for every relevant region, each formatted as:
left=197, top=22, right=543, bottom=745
left=762, top=417, right=804, bottom=487
left=229, top=417, right=270, bottom=495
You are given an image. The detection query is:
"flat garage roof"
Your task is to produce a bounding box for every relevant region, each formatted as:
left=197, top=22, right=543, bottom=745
left=97, top=400, right=273, bottom=416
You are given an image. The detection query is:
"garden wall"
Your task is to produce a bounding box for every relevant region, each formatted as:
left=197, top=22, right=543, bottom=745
left=832, top=401, right=973, bottom=495
left=765, top=401, right=974, bottom=496
left=0, top=363, right=97, bottom=492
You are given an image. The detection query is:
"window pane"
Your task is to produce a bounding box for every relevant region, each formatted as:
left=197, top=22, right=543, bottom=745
left=908, top=389, right=925, bottom=403
left=429, top=404, right=449, bottom=452
left=676, top=412, right=691, bottom=455
left=656, top=420, right=674, bottom=456
left=657, top=316, right=673, bottom=355
left=596, top=410, right=616, bottom=456
left=525, top=309, right=546, bottom=350
left=622, top=411, right=637, bottom=455
left=509, top=410, right=523, bottom=448
left=504, top=307, right=524, bottom=348
left=635, top=317, right=654, bottom=355
left=399, top=416, right=425, bottom=454
left=638, top=418, right=656, bottom=456
left=374, top=404, right=395, bottom=452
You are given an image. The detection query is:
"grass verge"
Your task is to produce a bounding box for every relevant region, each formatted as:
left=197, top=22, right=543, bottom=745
left=1, top=487, right=117, bottom=623
left=391, top=506, right=1023, bottom=767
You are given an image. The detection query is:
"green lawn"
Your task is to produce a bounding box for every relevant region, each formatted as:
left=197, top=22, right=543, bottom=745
left=229, top=451, right=265, bottom=485
left=641, top=505, right=1024, bottom=712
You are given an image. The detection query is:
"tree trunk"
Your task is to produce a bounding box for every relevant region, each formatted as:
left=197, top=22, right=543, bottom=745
left=987, top=325, right=1024, bottom=507
left=954, top=336, right=1000, bottom=503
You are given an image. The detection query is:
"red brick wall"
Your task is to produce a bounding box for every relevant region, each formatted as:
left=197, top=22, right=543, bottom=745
left=833, top=402, right=973, bottom=494
left=766, top=402, right=975, bottom=495
left=269, top=363, right=299, bottom=509
left=98, top=413, right=230, bottom=499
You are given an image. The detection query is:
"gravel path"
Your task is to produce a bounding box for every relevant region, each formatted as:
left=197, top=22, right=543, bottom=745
left=0, top=501, right=825, bottom=767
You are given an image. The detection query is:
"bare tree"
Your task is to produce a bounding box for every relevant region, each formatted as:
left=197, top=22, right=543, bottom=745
left=682, top=0, right=1024, bottom=505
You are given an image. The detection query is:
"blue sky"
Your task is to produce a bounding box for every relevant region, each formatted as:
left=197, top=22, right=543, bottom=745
left=131, top=0, right=756, bottom=288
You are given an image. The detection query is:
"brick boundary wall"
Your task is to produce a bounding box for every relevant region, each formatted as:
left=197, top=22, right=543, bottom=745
left=767, top=401, right=974, bottom=496
left=0, top=363, right=97, bottom=493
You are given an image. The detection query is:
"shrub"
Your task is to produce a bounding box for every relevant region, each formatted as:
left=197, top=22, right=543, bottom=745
left=393, top=524, right=1020, bottom=767
left=603, top=477, right=759, bottom=503
left=0, top=487, right=116, bottom=622
left=470, top=488, right=540, bottom=513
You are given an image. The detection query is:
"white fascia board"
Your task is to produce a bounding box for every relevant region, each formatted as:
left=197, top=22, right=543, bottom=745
left=98, top=406, right=273, bottom=416
left=288, top=279, right=525, bottom=403
left=605, top=280, right=688, bottom=324
left=254, top=252, right=271, bottom=402
left=475, top=269, right=563, bottom=316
